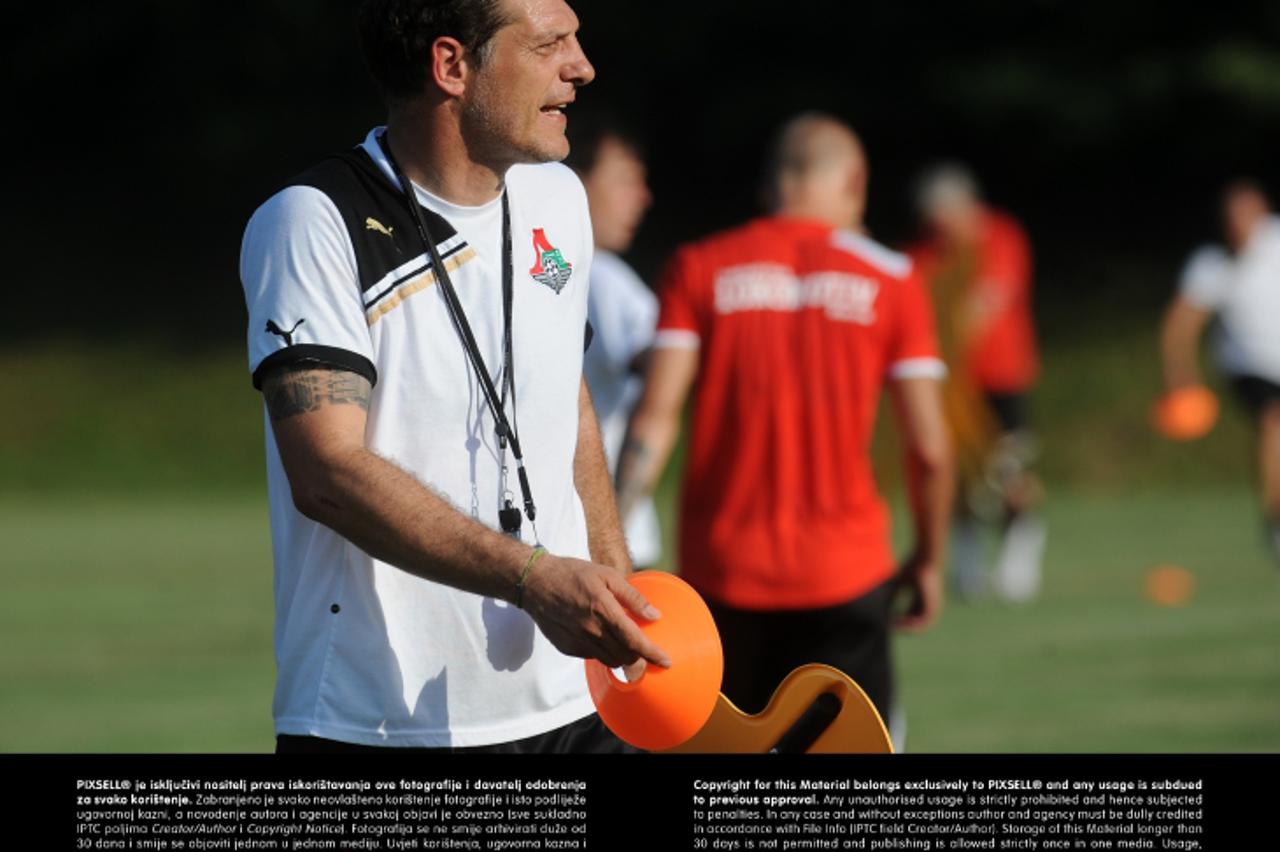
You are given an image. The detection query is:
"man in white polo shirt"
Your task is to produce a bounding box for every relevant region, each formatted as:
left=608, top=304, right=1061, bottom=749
left=239, top=0, right=668, bottom=753
left=1161, top=179, right=1280, bottom=567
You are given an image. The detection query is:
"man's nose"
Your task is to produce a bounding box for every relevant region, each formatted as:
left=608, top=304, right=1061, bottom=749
left=564, top=36, right=595, bottom=87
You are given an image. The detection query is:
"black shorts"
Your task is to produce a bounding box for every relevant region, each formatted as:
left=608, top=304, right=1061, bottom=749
left=1230, top=374, right=1280, bottom=419
left=703, top=580, right=894, bottom=721
left=986, top=392, right=1029, bottom=433
left=276, top=712, right=636, bottom=755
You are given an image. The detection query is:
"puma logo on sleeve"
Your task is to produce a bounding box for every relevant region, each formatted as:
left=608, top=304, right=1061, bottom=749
left=265, top=318, right=306, bottom=347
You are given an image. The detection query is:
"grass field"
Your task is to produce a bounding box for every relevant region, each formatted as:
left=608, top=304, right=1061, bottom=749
left=895, top=488, right=1280, bottom=752
left=0, top=496, right=275, bottom=751
left=2, top=340, right=1277, bottom=752
left=2, top=488, right=1276, bottom=753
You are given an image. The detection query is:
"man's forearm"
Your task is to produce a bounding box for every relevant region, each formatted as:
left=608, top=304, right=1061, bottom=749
left=616, top=399, right=688, bottom=523
left=574, top=380, right=631, bottom=571
left=904, top=450, right=953, bottom=566
left=1160, top=298, right=1211, bottom=391
left=615, top=345, right=700, bottom=519
left=266, top=368, right=531, bottom=599
left=889, top=377, right=955, bottom=569
left=263, top=366, right=672, bottom=669
left=295, top=443, right=534, bottom=602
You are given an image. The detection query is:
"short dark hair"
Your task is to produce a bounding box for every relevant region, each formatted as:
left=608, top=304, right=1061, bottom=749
left=563, top=110, right=646, bottom=177
left=357, top=0, right=511, bottom=104
left=1223, top=177, right=1270, bottom=205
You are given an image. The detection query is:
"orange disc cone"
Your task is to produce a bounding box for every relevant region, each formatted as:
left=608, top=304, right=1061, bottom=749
left=1153, top=386, right=1219, bottom=441
left=1144, top=564, right=1196, bottom=607
left=585, top=571, right=723, bottom=751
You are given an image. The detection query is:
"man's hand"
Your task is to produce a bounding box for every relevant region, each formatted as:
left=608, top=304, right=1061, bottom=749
left=894, top=550, right=944, bottom=633
left=521, top=553, right=672, bottom=670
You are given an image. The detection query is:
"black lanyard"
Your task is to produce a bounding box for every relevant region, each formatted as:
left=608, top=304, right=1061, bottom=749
left=377, top=132, right=537, bottom=538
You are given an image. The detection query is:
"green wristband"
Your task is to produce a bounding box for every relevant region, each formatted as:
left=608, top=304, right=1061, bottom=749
left=514, top=546, right=547, bottom=610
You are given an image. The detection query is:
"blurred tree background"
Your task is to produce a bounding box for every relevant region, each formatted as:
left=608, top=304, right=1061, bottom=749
left=6, top=0, right=1280, bottom=491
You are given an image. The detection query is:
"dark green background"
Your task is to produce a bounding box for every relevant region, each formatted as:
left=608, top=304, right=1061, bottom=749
left=10, top=0, right=1280, bottom=343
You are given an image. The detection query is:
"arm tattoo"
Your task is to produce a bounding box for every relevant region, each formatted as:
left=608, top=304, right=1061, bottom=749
left=263, top=367, right=371, bottom=421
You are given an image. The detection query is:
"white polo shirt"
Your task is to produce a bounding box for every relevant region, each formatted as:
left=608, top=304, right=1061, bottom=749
left=240, top=128, right=596, bottom=747
left=1179, top=215, right=1280, bottom=384
left=583, top=250, right=662, bottom=566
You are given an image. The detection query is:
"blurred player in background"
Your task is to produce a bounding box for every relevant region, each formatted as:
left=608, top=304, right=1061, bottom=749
left=566, top=115, right=662, bottom=568
left=616, top=113, right=953, bottom=723
left=1160, top=180, right=1280, bottom=567
left=909, top=164, right=1046, bottom=603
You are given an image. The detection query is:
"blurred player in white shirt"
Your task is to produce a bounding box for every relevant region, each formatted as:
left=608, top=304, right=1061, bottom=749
left=1161, top=180, right=1280, bottom=566
left=567, top=117, right=662, bottom=567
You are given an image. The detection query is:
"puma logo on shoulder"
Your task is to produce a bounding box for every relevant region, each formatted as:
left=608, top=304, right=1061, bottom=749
left=365, top=217, right=394, bottom=238
left=265, top=318, right=305, bottom=347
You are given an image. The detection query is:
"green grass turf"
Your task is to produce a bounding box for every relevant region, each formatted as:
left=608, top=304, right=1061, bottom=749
left=1, top=488, right=1275, bottom=752
left=0, top=495, right=275, bottom=752
left=0, top=342, right=266, bottom=493
left=893, top=488, right=1280, bottom=752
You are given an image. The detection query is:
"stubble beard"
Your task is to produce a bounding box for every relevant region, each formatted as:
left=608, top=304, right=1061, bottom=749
left=462, top=81, right=566, bottom=169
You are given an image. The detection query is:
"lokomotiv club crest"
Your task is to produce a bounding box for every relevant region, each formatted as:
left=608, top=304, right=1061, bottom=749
left=529, top=228, right=573, bottom=294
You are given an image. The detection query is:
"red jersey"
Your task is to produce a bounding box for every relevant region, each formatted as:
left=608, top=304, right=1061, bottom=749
left=654, top=217, right=944, bottom=610
left=909, top=209, right=1038, bottom=393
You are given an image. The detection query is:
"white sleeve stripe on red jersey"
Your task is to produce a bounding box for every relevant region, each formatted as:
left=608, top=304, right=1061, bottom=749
left=652, top=329, right=701, bottom=349
left=889, top=357, right=947, bottom=380
left=831, top=229, right=912, bottom=279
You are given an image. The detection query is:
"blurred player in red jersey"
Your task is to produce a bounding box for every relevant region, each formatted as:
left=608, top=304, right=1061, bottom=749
left=616, top=114, right=954, bottom=723
left=909, top=164, right=1046, bottom=603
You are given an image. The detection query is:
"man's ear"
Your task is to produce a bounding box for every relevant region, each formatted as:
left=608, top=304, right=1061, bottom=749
left=847, top=165, right=868, bottom=199
left=430, top=36, right=471, bottom=98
